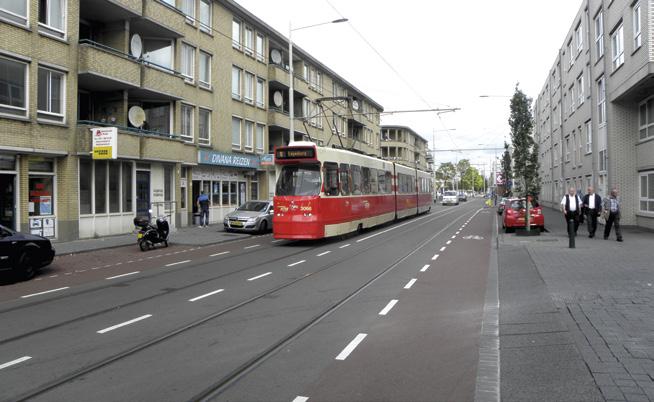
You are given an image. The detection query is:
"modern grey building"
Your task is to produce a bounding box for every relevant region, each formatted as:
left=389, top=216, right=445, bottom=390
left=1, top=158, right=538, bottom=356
left=534, top=0, right=654, bottom=229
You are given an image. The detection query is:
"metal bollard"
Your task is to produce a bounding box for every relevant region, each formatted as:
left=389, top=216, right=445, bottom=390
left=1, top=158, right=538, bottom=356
left=568, top=218, right=575, bottom=248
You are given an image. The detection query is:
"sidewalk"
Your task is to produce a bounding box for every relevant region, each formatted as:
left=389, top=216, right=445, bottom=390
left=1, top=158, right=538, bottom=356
left=52, top=225, right=252, bottom=256
left=498, top=207, right=654, bottom=401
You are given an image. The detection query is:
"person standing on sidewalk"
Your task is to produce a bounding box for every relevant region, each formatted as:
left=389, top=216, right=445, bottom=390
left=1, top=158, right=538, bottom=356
left=603, top=188, right=623, bottom=242
left=582, top=186, right=602, bottom=238
left=561, top=187, right=583, bottom=235
left=197, top=191, right=210, bottom=228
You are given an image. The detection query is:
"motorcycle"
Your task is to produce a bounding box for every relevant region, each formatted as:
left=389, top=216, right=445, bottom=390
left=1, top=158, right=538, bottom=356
left=134, top=214, right=170, bottom=251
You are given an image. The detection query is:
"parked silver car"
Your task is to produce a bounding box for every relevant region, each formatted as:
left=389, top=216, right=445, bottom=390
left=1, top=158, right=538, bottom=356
left=223, top=200, right=273, bottom=233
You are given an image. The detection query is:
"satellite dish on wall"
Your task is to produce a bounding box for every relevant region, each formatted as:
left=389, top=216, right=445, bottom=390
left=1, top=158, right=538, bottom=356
left=130, top=34, right=143, bottom=59
left=128, top=106, right=146, bottom=128
left=273, top=91, right=284, bottom=107
left=270, top=49, right=282, bottom=65
left=351, top=100, right=360, bottom=111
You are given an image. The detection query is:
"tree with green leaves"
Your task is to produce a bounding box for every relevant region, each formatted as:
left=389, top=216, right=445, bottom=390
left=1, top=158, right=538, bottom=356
left=509, top=85, right=537, bottom=197
left=501, top=141, right=513, bottom=196
left=435, top=162, right=456, bottom=190
left=461, top=166, right=484, bottom=191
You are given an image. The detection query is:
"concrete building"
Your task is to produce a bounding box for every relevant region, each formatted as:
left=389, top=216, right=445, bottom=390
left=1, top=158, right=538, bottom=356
left=0, top=0, right=383, bottom=240
left=534, top=0, right=654, bottom=229
left=380, top=125, right=432, bottom=172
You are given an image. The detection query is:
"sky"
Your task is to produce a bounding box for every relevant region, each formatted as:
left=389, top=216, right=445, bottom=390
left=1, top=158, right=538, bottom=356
left=235, top=0, right=583, bottom=174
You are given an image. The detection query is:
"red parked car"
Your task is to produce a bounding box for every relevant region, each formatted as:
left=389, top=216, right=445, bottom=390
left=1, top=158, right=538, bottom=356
left=502, top=198, right=545, bottom=232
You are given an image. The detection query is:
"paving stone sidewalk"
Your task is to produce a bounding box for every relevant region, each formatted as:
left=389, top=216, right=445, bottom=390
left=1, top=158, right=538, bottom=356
left=500, top=207, right=654, bottom=401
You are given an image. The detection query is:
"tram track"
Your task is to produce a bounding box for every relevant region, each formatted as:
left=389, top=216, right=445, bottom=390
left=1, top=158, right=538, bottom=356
left=9, top=204, right=476, bottom=402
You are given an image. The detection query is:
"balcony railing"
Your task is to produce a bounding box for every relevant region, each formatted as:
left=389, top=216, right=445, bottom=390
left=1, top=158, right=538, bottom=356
left=78, top=120, right=182, bottom=140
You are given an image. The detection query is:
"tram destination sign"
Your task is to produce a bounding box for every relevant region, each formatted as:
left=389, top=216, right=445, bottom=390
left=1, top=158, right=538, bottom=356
left=275, top=147, right=316, bottom=160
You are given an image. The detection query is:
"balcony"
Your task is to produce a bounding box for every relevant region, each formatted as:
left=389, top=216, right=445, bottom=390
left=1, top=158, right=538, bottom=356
left=268, top=65, right=290, bottom=87
left=78, top=41, right=141, bottom=91
left=80, top=0, right=141, bottom=23
left=140, top=64, right=185, bottom=100
left=136, top=0, right=186, bottom=38
left=268, top=107, right=290, bottom=130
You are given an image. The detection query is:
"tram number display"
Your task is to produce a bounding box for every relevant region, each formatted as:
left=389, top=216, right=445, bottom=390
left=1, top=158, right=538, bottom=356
left=275, top=148, right=316, bottom=160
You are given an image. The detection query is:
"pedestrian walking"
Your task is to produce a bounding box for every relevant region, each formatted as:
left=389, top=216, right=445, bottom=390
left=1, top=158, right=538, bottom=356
left=603, top=188, right=623, bottom=242
left=561, top=187, right=583, bottom=235
left=582, top=186, right=602, bottom=238
left=197, top=191, right=210, bottom=228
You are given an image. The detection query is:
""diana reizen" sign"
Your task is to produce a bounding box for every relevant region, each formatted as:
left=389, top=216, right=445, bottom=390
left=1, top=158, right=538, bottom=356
left=198, top=150, right=260, bottom=169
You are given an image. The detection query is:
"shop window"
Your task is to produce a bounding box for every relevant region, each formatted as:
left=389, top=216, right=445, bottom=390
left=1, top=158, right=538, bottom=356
left=29, top=177, right=54, bottom=216
left=0, top=154, right=15, bottom=170
left=109, top=162, right=120, bottom=213
left=95, top=161, right=106, bottom=214
left=212, top=181, right=220, bottom=205
left=222, top=182, right=229, bottom=205
left=230, top=182, right=237, bottom=205
left=250, top=181, right=258, bottom=200
left=122, top=162, right=132, bottom=212
left=79, top=159, right=92, bottom=214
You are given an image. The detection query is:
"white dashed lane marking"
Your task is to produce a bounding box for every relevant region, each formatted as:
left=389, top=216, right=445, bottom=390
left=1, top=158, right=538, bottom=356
left=292, top=397, right=309, bottom=402
left=378, top=300, right=398, bottom=316
left=317, top=251, right=331, bottom=257
left=335, top=333, right=368, bottom=360
left=244, top=244, right=260, bottom=249
left=339, top=244, right=351, bottom=249
left=0, top=356, right=32, bottom=370
left=431, top=254, right=439, bottom=261
left=105, top=271, right=139, bottom=280
left=440, top=246, right=446, bottom=252
left=21, top=287, right=69, bottom=299
left=165, top=260, right=191, bottom=267
left=288, top=260, right=306, bottom=267
left=97, top=314, right=152, bottom=334
left=404, top=278, right=417, bottom=289
left=446, top=240, right=452, bottom=245
left=248, top=272, right=272, bottom=281
left=210, top=251, right=230, bottom=257
left=420, top=264, right=430, bottom=272
left=189, top=289, right=224, bottom=302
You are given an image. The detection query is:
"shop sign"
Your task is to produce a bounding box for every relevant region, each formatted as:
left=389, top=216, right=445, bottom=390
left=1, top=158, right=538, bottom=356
left=29, top=217, right=55, bottom=238
left=198, top=150, right=259, bottom=169
left=91, top=127, right=118, bottom=159
left=259, top=154, right=274, bottom=166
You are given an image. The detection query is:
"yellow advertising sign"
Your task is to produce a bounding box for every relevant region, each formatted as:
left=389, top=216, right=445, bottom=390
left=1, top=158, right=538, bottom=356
left=91, top=127, right=117, bottom=159
left=93, top=146, right=113, bottom=159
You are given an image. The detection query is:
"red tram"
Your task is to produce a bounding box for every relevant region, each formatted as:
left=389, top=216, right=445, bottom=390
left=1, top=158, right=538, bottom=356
left=273, top=142, right=432, bottom=240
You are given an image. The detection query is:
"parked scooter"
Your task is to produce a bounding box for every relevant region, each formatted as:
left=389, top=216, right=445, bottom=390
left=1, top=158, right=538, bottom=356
left=134, top=214, right=169, bottom=251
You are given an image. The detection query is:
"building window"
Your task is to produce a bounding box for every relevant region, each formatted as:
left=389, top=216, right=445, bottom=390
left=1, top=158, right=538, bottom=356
left=255, top=33, right=265, bottom=62
left=199, top=108, right=210, bottom=145
left=94, top=160, right=107, bottom=214
left=181, top=103, right=194, bottom=142
left=79, top=159, right=92, bottom=214
left=250, top=181, right=258, bottom=200
left=577, top=74, right=584, bottom=105
left=640, top=172, right=654, bottom=212
left=565, top=137, right=571, bottom=162
left=0, top=0, right=27, bottom=25
left=0, top=56, right=28, bottom=118
left=28, top=159, right=55, bottom=217
left=256, top=77, right=265, bottom=108
left=256, top=123, right=265, bottom=153
left=180, top=43, right=195, bottom=82
left=611, top=24, right=624, bottom=71
left=199, top=50, right=211, bottom=89
left=37, top=67, right=65, bottom=123
left=80, top=159, right=132, bottom=216
left=595, top=11, right=604, bottom=59
left=568, top=86, right=575, bottom=115
left=567, top=40, right=574, bottom=67
left=597, top=77, right=606, bottom=125
left=244, top=27, right=254, bottom=56
left=198, top=0, right=211, bottom=32
left=575, top=22, right=583, bottom=54
left=232, top=20, right=241, bottom=49
left=122, top=162, right=132, bottom=213
left=143, top=38, right=174, bottom=70
left=639, top=97, right=654, bottom=140
left=633, top=2, right=641, bottom=50
left=231, top=66, right=242, bottom=100
left=244, top=71, right=254, bottom=103
left=39, top=0, right=66, bottom=38
left=599, top=149, right=607, bottom=172
left=231, top=116, right=241, bottom=149
left=244, top=120, right=254, bottom=151
left=585, top=120, right=592, bottom=153
left=181, top=0, right=195, bottom=23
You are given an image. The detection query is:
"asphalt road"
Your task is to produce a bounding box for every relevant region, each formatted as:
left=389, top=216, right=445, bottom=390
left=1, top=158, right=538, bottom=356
left=0, top=200, right=493, bottom=402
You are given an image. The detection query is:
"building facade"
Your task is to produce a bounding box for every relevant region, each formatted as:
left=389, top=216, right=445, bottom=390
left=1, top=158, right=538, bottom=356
left=380, top=125, right=432, bottom=172
left=0, top=0, right=383, bottom=240
left=534, top=0, right=654, bottom=229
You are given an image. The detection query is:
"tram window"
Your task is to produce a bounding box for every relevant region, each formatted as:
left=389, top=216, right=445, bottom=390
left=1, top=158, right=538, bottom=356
left=361, top=167, right=371, bottom=194
left=339, top=164, right=350, bottom=196
left=323, top=162, right=339, bottom=196
left=385, top=171, right=392, bottom=193
left=351, top=165, right=362, bottom=195
left=276, top=164, right=322, bottom=196
left=369, top=168, right=378, bottom=194
left=377, top=170, right=385, bottom=194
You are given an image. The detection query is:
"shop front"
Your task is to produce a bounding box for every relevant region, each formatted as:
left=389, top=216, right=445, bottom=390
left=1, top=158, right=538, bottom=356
left=0, top=154, right=18, bottom=230
left=192, top=151, right=262, bottom=225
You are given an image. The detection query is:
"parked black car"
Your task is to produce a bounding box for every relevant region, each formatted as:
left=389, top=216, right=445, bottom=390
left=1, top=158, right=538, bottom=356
left=0, top=224, right=55, bottom=280
left=458, top=192, right=468, bottom=202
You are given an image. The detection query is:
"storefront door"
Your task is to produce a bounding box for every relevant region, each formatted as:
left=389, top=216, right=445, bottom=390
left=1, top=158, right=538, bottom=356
left=0, top=174, right=15, bottom=229
left=192, top=181, right=200, bottom=214
left=238, top=181, right=247, bottom=205
left=136, top=171, right=150, bottom=217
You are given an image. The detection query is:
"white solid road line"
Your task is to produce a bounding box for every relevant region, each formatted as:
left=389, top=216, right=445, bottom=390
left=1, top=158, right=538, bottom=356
left=248, top=272, right=272, bottom=281
left=404, top=278, right=417, bottom=289
left=271, top=239, right=284, bottom=243
left=440, top=246, right=447, bottom=252
left=210, top=251, right=230, bottom=257
left=288, top=260, right=306, bottom=267
left=189, top=289, right=224, bottom=302
left=420, top=264, right=430, bottom=272
left=105, top=271, right=140, bottom=280
left=335, top=333, right=368, bottom=360
left=339, top=244, right=351, bottom=249
left=292, top=397, right=309, bottom=402
left=317, top=251, right=331, bottom=257
left=21, top=287, right=69, bottom=299
left=97, top=314, right=152, bottom=334
left=244, top=244, right=260, bottom=249
left=165, top=260, right=191, bottom=267
left=446, top=240, right=452, bottom=245
left=0, top=356, right=32, bottom=370
left=378, top=299, right=399, bottom=316
left=431, top=254, right=439, bottom=261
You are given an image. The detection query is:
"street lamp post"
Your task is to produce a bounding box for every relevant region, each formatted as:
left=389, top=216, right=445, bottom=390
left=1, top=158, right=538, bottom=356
left=288, top=18, right=348, bottom=145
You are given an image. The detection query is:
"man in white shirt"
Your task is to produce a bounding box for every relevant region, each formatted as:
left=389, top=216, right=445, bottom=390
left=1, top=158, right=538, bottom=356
left=561, top=187, right=583, bottom=235
left=582, top=186, right=602, bottom=238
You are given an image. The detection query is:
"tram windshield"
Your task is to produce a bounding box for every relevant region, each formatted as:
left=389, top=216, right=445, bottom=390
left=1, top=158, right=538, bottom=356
left=276, top=164, right=322, bottom=196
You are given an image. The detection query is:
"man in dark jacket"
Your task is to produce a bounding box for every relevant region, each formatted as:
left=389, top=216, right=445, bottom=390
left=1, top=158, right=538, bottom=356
left=582, top=186, right=602, bottom=238
left=603, top=188, right=623, bottom=242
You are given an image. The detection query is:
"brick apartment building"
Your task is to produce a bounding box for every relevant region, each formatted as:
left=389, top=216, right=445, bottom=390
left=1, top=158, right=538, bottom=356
left=534, top=0, right=654, bottom=229
left=0, top=0, right=383, bottom=240
left=380, top=125, right=432, bottom=172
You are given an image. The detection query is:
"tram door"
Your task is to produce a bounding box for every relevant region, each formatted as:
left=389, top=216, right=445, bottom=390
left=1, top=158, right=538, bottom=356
left=136, top=171, right=150, bottom=217
left=0, top=174, right=15, bottom=229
